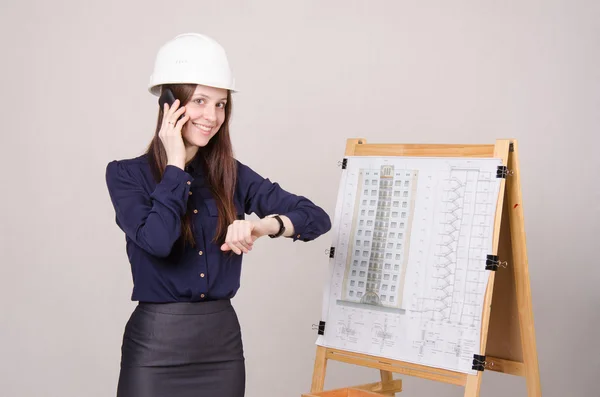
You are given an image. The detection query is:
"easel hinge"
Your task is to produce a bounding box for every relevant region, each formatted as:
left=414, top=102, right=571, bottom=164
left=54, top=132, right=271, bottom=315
left=509, top=142, right=514, bottom=152
left=329, top=247, right=336, bottom=258
left=472, top=354, right=486, bottom=371
left=342, top=158, right=348, bottom=169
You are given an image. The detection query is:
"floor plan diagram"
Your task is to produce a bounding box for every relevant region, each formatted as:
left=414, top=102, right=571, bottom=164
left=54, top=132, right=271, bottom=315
left=317, top=155, right=502, bottom=374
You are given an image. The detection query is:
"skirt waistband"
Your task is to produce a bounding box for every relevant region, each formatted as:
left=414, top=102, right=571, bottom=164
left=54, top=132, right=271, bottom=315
left=137, top=299, right=231, bottom=315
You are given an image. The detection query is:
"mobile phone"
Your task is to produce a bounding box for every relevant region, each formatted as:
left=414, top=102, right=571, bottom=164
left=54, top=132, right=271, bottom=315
left=158, top=88, right=184, bottom=121
left=159, top=88, right=176, bottom=108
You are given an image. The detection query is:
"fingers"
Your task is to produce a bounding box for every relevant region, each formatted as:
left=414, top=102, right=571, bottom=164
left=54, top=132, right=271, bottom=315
left=224, top=225, right=243, bottom=254
left=232, top=221, right=253, bottom=254
left=161, top=100, right=177, bottom=127
left=175, top=112, right=190, bottom=130
left=222, top=220, right=254, bottom=255
left=171, top=105, right=187, bottom=121
left=166, top=99, right=180, bottom=114
left=161, top=100, right=186, bottom=130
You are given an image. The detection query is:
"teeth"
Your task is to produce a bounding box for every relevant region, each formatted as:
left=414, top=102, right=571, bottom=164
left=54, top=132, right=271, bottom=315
left=193, top=123, right=212, bottom=132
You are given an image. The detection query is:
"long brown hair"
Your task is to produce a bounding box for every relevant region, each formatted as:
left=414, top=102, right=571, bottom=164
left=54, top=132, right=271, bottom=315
left=145, top=84, right=237, bottom=247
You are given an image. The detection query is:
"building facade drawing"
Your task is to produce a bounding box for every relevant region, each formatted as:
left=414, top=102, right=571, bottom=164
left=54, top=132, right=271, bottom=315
left=341, top=165, right=418, bottom=309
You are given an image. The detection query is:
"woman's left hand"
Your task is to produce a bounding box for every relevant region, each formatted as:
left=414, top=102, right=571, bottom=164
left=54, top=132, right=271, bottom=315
left=220, top=219, right=273, bottom=255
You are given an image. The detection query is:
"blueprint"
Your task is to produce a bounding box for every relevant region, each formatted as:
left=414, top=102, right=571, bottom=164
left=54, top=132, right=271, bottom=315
left=316, top=156, right=502, bottom=374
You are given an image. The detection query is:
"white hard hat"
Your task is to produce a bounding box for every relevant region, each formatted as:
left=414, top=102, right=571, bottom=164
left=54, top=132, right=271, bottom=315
left=148, top=33, right=236, bottom=95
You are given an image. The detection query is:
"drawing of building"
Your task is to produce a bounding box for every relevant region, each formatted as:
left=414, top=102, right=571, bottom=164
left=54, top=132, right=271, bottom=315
left=341, top=165, right=418, bottom=309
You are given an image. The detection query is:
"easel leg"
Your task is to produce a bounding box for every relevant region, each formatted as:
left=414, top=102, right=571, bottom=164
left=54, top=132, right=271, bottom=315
left=506, top=141, right=542, bottom=397
left=463, top=139, right=511, bottom=397
left=464, top=374, right=482, bottom=397
left=524, top=365, right=542, bottom=397
left=379, top=370, right=395, bottom=396
left=310, top=346, right=328, bottom=393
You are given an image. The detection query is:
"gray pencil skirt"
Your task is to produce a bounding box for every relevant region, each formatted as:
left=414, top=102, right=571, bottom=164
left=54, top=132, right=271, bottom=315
left=116, top=299, right=245, bottom=397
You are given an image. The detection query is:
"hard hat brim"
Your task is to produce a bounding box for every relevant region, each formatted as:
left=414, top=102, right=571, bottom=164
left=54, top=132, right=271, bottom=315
left=148, top=81, right=238, bottom=96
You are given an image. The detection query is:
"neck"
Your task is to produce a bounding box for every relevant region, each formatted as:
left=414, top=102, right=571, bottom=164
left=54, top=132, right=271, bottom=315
left=185, top=144, right=200, bottom=165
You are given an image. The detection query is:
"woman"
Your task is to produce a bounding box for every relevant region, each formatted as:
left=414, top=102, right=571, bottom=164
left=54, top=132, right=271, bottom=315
left=105, top=33, right=331, bottom=397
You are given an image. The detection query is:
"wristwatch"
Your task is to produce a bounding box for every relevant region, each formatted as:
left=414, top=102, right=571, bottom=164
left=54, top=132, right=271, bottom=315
left=266, top=214, right=285, bottom=238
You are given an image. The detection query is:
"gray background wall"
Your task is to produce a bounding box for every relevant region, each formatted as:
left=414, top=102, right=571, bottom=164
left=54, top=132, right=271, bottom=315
left=1, top=1, right=598, bottom=396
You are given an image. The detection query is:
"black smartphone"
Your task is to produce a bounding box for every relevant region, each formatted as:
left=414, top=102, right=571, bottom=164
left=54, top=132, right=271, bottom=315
left=158, top=88, right=184, bottom=121
left=158, top=88, right=176, bottom=108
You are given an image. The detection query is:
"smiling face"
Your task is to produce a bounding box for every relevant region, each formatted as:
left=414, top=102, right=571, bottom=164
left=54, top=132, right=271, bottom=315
left=181, top=84, right=229, bottom=148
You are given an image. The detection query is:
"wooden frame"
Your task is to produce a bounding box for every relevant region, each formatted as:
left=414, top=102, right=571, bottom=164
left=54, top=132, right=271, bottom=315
left=309, top=138, right=541, bottom=396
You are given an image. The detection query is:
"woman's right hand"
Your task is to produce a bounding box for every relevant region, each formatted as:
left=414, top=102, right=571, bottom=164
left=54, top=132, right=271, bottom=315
left=159, top=99, right=190, bottom=170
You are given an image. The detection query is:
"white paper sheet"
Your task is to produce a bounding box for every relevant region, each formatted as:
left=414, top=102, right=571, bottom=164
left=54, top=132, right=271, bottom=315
left=316, top=155, right=502, bottom=374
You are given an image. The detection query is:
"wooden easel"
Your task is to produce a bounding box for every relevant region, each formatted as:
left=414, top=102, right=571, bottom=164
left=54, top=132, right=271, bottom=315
left=309, top=138, right=541, bottom=396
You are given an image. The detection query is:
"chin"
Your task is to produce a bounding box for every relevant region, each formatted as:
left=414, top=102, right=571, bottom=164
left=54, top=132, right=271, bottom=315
left=186, top=136, right=212, bottom=148
left=183, top=129, right=216, bottom=148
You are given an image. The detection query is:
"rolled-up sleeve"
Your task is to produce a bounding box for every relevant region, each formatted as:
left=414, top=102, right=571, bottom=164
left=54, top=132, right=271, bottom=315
left=106, top=161, right=193, bottom=257
left=237, top=161, right=331, bottom=241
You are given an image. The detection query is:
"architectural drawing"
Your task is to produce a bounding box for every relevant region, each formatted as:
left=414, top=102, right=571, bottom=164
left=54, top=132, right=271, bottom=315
left=340, top=165, right=417, bottom=310
left=317, top=156, right=502, bottom=375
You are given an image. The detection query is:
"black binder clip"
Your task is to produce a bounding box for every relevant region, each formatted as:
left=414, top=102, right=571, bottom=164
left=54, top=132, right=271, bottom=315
left=496, top=165, right=513, bottom=178
left=486, top=255, right=508, bottom=271
left=312, top=321, right=326, bottom=335
left=337, top=158, right=348, bottom=169
left=325, top=247, right=336, bottom=258
left=472, top=354, right=487, bottom=371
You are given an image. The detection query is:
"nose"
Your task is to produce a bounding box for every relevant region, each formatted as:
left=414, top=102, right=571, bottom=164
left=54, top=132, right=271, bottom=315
left=203, top=105, right=217, bottom=122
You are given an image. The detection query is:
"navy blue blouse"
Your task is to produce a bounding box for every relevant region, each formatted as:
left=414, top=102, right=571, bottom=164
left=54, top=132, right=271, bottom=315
left=105, top=154, right=331, bottom=302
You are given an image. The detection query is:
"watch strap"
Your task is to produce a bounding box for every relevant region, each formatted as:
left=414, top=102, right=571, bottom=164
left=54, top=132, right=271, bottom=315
left=268, top=215, right=285, bottom=238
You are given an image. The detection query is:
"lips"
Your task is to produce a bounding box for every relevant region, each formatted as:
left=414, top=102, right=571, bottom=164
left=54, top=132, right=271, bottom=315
left=193, top=123, right=213, bottom=132
left=192, top=123, right=214, bottom=135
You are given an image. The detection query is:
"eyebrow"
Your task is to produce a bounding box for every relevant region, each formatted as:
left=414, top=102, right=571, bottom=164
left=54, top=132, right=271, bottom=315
left=192, top=93, right=228, bottom=101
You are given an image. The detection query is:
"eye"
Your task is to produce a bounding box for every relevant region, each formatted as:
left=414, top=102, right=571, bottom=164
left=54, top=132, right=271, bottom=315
left=216, top=102, right=226, bottom=109
left=193, top=98, right=204, bottom=104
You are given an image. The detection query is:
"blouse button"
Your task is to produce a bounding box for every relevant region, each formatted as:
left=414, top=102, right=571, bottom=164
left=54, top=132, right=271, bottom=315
left=187, top=181, right=191, bottom=185
left=200, top=273, right=205, bottom=278
left=193, top=209, right=198, bottom=214
left=189, top=191, right=193, bottom=196
left=200, top=294, right=205, bottom=298
left=198, top=250, right=203, bottom=256
left=297, top=234, right=301, bottom=239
